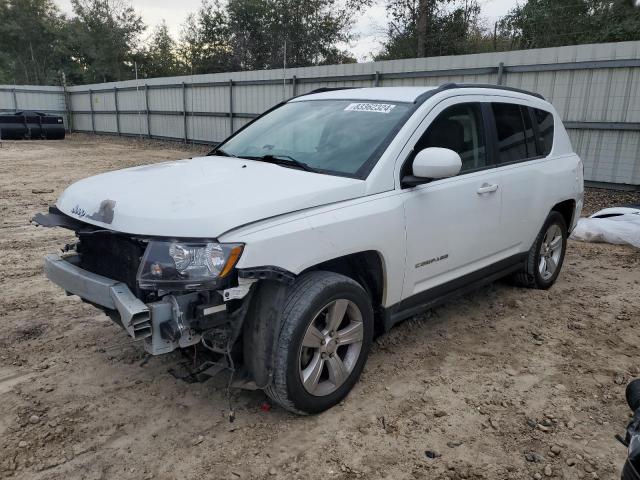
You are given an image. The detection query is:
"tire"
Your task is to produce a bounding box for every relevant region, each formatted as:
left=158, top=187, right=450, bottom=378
left=626, top=379, right=640, bottom=412
left=265, top=271, right=374, bottom=414
left=513, top=211, right=568, bottom=289
left=622, top=460, right=640, bottom=480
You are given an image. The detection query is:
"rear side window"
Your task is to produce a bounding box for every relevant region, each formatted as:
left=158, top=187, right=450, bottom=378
left=491, top=103, right=528, bottom=163
left=533, top=108, right=554, bottom=156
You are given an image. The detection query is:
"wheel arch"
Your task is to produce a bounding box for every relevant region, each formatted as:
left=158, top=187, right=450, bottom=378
left=551, top=199, right=576, bottom=230
left=299, top=250, right=387, bottom=335
left=241, top=250, right=388, bottom=389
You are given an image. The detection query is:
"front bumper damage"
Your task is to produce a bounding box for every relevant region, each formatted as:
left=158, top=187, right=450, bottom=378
left=44, top=253, right=252, bottom=356
left=45, top=254, right=152, bottom=339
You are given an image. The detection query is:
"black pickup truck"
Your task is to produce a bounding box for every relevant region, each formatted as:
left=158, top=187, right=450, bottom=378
left=0, top=111, right=65, bottom=140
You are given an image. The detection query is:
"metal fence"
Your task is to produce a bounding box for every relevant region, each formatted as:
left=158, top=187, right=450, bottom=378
left=2, top=40, right=640, bottom=188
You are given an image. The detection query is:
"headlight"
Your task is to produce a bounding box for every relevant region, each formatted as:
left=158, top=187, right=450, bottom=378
left=137, top=241, right=243, bottom=290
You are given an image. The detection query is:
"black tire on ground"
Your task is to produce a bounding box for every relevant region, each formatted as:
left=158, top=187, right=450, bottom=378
left=621, top=459, right=640, bottom=480
left=626, top=379, right=640, bottom=412
left=513, top=211, right=568, bottom=289
left=265, top=271, right=374, bottom=414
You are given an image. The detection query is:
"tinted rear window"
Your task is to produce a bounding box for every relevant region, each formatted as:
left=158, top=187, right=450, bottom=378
left=533, top=108, right=554, bottom=156
left=491, top=103, right=528, bottom=164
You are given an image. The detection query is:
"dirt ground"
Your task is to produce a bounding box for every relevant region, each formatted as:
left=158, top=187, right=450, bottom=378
left=1, top=134, right=639, bottom=480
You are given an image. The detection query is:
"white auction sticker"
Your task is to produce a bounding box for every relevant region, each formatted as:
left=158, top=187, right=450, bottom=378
left=344, top=102, right=396, bottom=113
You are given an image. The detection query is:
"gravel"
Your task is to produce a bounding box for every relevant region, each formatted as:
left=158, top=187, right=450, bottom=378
left=582, top=187, right=640, bottom=216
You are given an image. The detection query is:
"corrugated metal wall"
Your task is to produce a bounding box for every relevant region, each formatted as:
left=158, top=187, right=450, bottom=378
left=0, top=85, right=68, bottom=127
left=1, top=41, right=639, bottom=187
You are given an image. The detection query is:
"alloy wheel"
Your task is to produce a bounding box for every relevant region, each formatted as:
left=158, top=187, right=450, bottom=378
left=298, top=299, right=364, bottom=397
left=538, top=223, right=563, bottom=281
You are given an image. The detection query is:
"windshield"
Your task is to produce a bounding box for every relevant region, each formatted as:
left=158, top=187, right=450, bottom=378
left=217, top=99, right=412, bottom=177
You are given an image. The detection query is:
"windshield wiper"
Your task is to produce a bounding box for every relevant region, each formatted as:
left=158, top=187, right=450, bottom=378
left=208, top=147, right=235, bottom=157
left=243, top=154, right=317, bottom=172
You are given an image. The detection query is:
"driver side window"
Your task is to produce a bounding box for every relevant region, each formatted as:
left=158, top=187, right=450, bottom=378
left=415, top=103, right=487, bottom=173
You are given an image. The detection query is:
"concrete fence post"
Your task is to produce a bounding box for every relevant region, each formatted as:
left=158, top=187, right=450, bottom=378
left=12, top=88, right=18, bottom=111
left=292, top=75, right=297, bottom=97
left=374, top=71, right=381, bottom=87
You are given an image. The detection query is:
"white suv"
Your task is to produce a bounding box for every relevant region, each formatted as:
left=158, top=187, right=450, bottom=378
left=35, top=84, right=583, bottom=414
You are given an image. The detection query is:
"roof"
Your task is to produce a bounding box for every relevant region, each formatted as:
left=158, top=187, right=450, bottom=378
left=290, top=84, right=545, bottom=104
left=291, top=87, right=437, bottom=103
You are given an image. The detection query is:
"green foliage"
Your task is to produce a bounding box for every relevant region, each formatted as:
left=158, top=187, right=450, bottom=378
left=498, top=0, right=640, bottom=50
left=377, top=0, right=640, bottom=58
left=376, top=0, right=483, bottom=60
left=177, top=1, right=234, bottom=74
left=180, top=0, right=361, bottom=73
left=1, top=0, right=639, bottom=86
left=139, top=21, right=181, bottom=78
left=66, top=0, right=145, bottom=83
left=0, top=0, right=68, bottom=84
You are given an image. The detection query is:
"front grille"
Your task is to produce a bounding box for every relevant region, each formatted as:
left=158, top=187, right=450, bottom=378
left=77, top=232, right=146, bottom=293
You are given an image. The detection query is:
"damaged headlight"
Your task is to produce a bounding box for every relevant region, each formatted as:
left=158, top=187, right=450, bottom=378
left=137, top=241, right=243, bottom=290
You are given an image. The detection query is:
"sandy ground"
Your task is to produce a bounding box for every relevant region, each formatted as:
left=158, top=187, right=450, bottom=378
left=1, top=134, right=639, bottom=480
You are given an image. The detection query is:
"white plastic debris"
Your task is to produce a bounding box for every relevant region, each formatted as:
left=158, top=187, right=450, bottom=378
left=570, top=206, right=640, bottom=248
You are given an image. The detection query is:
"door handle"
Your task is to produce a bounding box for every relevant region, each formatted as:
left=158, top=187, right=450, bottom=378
left=477, top=183, right=498, bottom=194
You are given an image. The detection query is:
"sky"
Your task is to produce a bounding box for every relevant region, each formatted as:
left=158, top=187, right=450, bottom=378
left=53, top=0, right=520, bottom=61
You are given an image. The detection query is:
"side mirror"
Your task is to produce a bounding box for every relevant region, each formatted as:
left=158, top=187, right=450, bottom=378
left=403, top=147, right=462, bottom=187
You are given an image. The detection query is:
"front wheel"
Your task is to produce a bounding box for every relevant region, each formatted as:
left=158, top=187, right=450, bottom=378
left=265, top=271, right=374, bottom=414
left=514, top=211, right=568, bottom=289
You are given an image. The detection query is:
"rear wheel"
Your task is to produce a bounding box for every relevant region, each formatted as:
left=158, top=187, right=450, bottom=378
left=265, top=271, right=373, bottom=414
left=514, top=211, right=568, bottom=289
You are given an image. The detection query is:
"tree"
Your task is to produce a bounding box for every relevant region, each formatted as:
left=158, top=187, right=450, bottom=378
left=0, top=0, right=68, bottom=85
left=177, top=14, right=205, bottom=74
left=592, top=0, right=640, bottom=43
left=178, top=0, right=366, bottom=73
left=376, top=0, right=483, bottom=60
left=498, top=0, right=640, bottom=50
left=141, top=21, right=181, bottom=78
left=190, top=0, right=233, bottom=73
left=66, top=0, right=145, bottom=83
left=416, top=0, right=435, bottom=57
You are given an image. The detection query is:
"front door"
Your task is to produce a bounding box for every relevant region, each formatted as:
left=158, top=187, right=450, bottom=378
left=400, top=98, right=505, bottom=300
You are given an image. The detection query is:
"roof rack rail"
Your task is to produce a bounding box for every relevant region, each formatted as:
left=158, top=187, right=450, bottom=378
left=412, top=83, right=457, bottom=104
left=293, top=83, right=544, bottom=105
left=300, top=87, right=357, bottom=97
left=440, top=83, right=545, bottom=100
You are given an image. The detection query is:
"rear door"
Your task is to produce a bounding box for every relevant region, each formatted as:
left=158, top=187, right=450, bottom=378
left=399, top=97, right=507, bottom=300
left=488, top=101, right=555, bottom=254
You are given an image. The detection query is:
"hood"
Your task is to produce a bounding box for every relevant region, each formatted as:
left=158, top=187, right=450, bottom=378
left=56, top=156, right=366, bottom=238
